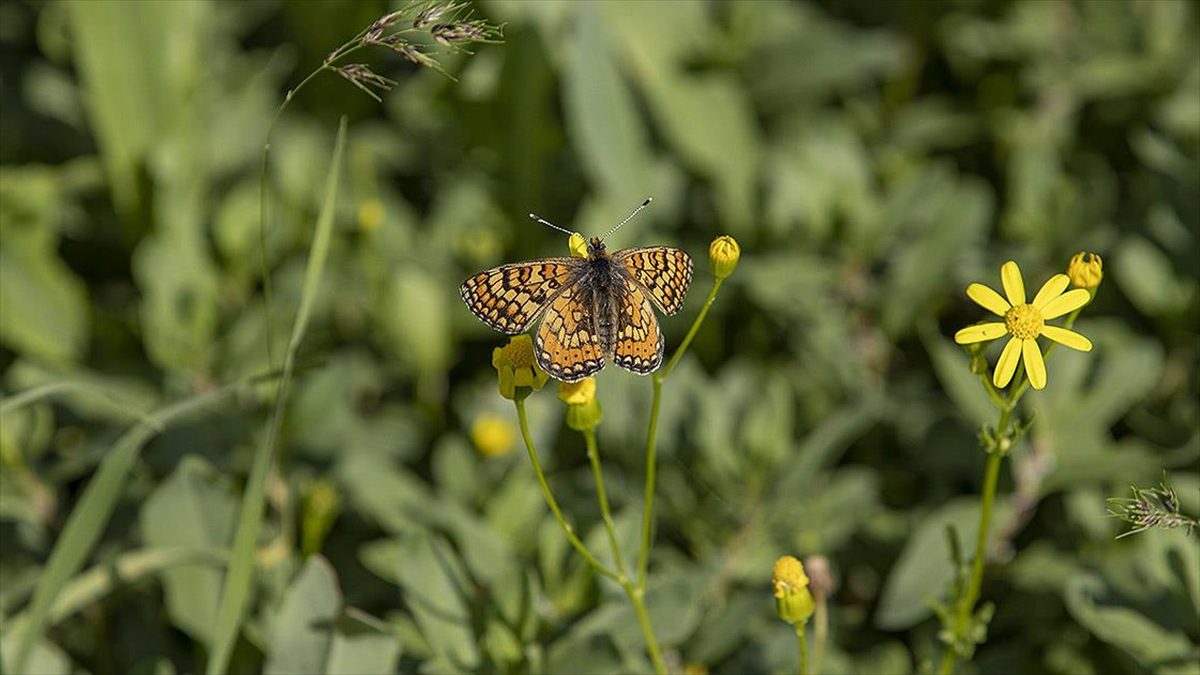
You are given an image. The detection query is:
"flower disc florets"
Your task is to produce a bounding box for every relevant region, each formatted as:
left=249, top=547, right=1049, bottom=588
left=1004, top=304, right=1043, bottom=340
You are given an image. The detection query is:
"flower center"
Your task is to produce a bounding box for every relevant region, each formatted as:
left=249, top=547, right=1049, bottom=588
left=1005, top=303, right=1043, bottom=340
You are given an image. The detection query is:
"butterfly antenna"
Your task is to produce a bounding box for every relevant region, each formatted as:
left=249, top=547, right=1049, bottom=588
left=602, top=197, right=653, bottom=241
left=528, top=212, right=576, bottom=237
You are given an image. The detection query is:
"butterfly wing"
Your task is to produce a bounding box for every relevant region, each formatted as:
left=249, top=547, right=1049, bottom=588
left=611, top=276, right=664, bottom=375
left=614, top=247, right=693, bottom=315
left=535, top=282, right=605, bottom=382
left=460, top=258, right=582, bottom=334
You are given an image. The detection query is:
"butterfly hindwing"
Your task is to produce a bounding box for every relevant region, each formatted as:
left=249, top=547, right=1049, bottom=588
left=534, top=282, right=605, bottom=382
left=611, top=277, right=664, bottom=375
left=614, top=247, right=693, bottom=315
left=460, top=259, right=582, bottom=334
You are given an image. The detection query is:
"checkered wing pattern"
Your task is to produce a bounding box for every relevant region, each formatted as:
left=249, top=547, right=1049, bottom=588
left=614, top=247, right=693, bottom=315
left=535, top=283, right=605, bottom=382
left=612, top=278, right=664, bottom=375
left=460, top=259, right=582, bottom=334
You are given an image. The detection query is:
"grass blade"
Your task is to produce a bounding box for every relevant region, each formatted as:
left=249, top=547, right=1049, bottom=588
left=8, top=380, right=261, bottom=673
left=206, top=116, right=348, bottom=675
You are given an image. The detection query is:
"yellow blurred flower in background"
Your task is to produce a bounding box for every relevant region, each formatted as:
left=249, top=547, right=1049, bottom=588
left=569, top=232, right=588, bottom=258
left=954, top=261, right=1093, bottom=390
left=471, top=413, right=515, bottom=458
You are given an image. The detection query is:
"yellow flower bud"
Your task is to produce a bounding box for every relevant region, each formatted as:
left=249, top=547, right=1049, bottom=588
left=301, top=479, right=341, bottom=556
left=557, top=377, right=596, bottom=406
left=772, top=555, right=815, bottom=625
left=709, top=235, right=740, bottom=280
left=1067, top=252, right=1102, bottom=294
left=492, top=335, right=549, bottom=400
left=569, top=232, right=588, bottom=259
left=559, top=377, right=602, bottom=431
left=471, top=413, right=515, bottom=458
left=357, top=199, right=384, bottom=232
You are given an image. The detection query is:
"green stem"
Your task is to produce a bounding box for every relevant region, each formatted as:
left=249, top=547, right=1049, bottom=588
left=584, top=430, right=628, bottom=579
left=796, top=622, right=809, bottom=675
left=257, top=43, right=364, bottom=369
left=637, top=277, right=724, bottom=589
left=583, top=429, right=666, bottom=674
left=812, top=594, right=827, bottom=675
left=514, top=399, right=620, bottom=583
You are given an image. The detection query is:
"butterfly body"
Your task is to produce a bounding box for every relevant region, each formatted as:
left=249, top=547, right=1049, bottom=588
left=461, top=235, right=692, bottom=382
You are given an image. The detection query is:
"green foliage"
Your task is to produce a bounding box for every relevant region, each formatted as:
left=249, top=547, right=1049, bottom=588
left=1, top=1, right=1197, bottom=674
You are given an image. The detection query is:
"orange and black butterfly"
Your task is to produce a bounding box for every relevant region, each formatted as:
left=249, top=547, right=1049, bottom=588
left=460, top=199, right=692, bottom=382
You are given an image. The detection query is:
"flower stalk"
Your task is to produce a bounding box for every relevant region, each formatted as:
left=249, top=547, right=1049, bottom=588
left=940, top=255, right=1099, bottom=673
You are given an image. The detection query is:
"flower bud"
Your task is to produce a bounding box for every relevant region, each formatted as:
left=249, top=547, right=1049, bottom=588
left=569, top=232, right=588, bottom=259
left=559, top=377, right=602, bottom=431
left=301, top=479, right=341, bottom=556
left=772, top=556, right=815, bottom=625
left=1067, top=252, right=1102, bottom=296
left=492, top=335, right=549, bottom=400
left=709, top=235, right=740, bottom=280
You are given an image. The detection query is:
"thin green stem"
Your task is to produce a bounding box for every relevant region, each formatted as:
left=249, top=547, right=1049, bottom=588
left=629, top=586, right=668, bottom=675
left=637, top=277, right=725, bottom=589
left=637, top=377, right=663, bottom=589
left=796, top=622, right=809, bottom=675
left=257, top=43, right=365, bottom=370
left=583, top=430, right=628, bottom=580
left=514, top=399, right=620, bottom=583
left=583, top=428, right=666, bottom=674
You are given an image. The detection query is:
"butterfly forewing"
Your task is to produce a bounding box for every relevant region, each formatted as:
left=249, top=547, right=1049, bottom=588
left=614, top=247, right=693, bottom=315
left=534, top=283, right=605, bottom=382
left=611, top=277, right=664, bottom=375
left=460, top=259, right=582, bottom=334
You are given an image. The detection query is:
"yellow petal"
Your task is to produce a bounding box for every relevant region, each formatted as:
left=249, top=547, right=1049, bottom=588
left=1040, top=288, right=1091, bottom=320
left=1022, top=339, right=1046, bottom=390
left=1032, top=274, right=1070, bottom=309
left=954, top=322, right=1008, bottom=344
left=966, top=284, right=1011, bottom=316
left=993, top=337, right=1022, bottom=388
left=1040, top=325, right=1092, bottom=351
left=1000, top=261, right=1025, bottom=306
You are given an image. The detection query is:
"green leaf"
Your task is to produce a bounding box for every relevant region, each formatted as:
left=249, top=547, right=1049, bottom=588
left=876, top=498, right=1010, bottom=630
left=140, top=457, right=236, bottom=644
left=0, top=167, right=88, bottom=363
left=562, top=2, right=655, bottom=202
left=392, top=534, right=480, bottom=671
left=264, top=557, right=342, bottom=675
left=7, top=380, right=254, bottom=674
left=326, top=609, right=401, bottom=675
left=1065, top=574, right=1197, bottom=667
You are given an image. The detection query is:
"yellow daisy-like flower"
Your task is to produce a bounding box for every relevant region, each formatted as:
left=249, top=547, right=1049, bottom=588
left=492, top=335, right=549, bottom=400
left=1067, top=251, right=1103, bottom=292
left=954, top=260, right=1093, bottom=391
left=709, top=235, right=740, bottom=280
left=471, top=413, right=516, bottom=458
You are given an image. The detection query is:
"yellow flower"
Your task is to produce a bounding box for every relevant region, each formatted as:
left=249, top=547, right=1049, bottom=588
left=558, top=377, right=602, bottom=431
left=557, top=377, right=596, bottom=405
left=709, top=235, right=740, bottom=280
left=471, top=413, right=515, bottom=458
left=357, top=199, right=384, bottom=232
left=772, top=555, right=815, bottom=624
left=568, top=232, right=588, bottom=258
left=1067, top=252, right=1103, bottom=293
left=492, top=335, right=549, bottom=400
left=954, top=260, right=1093, bottom=390
left=301, top=479, right=341, bottom=556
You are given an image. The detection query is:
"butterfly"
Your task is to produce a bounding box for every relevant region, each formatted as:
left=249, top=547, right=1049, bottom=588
left=460, top=199, right=693, bottom=382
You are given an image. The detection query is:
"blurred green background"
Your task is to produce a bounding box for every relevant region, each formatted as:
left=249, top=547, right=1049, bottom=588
left=1, top=0, right=1198, bottom=673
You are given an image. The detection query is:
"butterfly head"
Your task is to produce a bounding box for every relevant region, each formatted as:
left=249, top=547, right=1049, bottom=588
left=587, top=237, right=607, bottom=258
